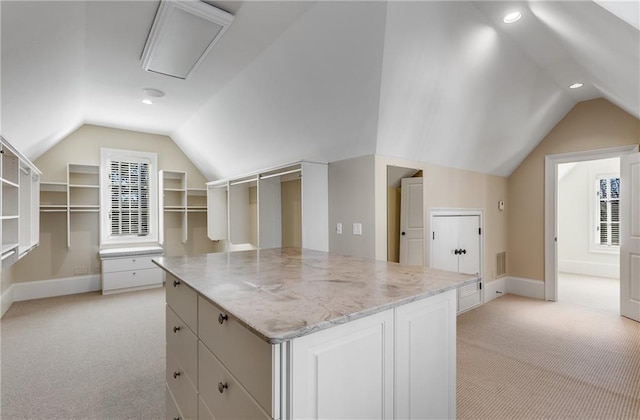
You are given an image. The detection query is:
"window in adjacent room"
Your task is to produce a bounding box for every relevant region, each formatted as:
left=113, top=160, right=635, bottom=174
left=594, top=174, right=620, bottom=248
left=100, top=148, right=159, bottom=246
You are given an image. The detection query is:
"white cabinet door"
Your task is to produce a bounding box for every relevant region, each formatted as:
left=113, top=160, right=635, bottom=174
left=431, top=214, right=482, bottom=313
left=431, top=216, right=459, bottom=272
left=457, top=215, right=480, bottom=276
left=290, top=309, right=394, bottom=419
left=399, top=177, right=424, bottom=265
left=396, top=289, right=457, bottom=419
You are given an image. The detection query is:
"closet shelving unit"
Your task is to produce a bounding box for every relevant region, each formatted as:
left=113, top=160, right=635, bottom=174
left=1, top=136, right=41, bottom=268
left=159, top=170, right=207, bottom=245
left=39, top=163, right=100, bottom=248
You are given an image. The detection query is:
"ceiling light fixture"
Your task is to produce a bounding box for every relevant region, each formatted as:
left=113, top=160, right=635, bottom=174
left=503, top=11, right=522, bottom=24
left=141, top=88, right=165, bottom=105
left=569, top=83, right=584, bottom=89
left=140, top=0, right=234, bottom=80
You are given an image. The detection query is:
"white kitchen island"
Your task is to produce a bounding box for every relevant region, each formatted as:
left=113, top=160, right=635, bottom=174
left=154, top=248, right=478, bottom=420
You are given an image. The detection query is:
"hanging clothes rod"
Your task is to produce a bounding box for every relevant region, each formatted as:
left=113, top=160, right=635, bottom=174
left=259, top=168, right=301, bottom=181
left=1, top=249, right=17, bottom=261
left=229, top=177, right=257, bottom=186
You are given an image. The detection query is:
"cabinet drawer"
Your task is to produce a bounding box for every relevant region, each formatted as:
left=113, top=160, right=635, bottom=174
left=166, top=384, right=183, bottom=420
left=198, top=397, right=215, bottom=420
left=102, top=256, right=157, bottom=273
left=167, top=351, right=197, bottom=420
left=102, top=268, right=162, bottom=292
left=166, top=306, right=198, bottom=388
left=198, top=296, right=273, bottom=416
left=166, top=273, right=197, bottom=332
left=198, top=342, right=270, bottom=420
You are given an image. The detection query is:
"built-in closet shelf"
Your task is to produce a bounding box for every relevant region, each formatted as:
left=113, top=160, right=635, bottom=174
left=39, top=163, right=100, bottom=248
left=1, top=136, right=41, bottom=268
left=159, top=170, right=207, bottom=245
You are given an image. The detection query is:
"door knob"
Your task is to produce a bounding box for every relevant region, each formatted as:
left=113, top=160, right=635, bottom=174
left=401, top=232, right=406, bottom=236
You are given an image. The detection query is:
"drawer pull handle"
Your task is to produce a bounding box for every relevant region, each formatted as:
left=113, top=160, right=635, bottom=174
left=173, top=326, right=181, bottom=333
left=173, top=417, right=180, bottom=420
left=173, top=371, right=181, bottom=379
left=218, top=313, right=228, bottom=324
left=218, top=382, right=228, bottom=393
left=173, top=280, right=180, bottom=287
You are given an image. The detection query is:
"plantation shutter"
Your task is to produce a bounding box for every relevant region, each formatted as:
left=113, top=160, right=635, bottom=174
left=108, top=159, right=150, bottom=237
left=597, top=177, right=620, bottom=246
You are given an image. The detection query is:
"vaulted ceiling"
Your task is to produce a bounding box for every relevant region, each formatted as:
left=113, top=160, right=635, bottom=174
left=1, top=1, right=638, bottom=180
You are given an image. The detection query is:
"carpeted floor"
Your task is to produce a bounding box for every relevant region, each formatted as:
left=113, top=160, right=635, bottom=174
left=558, top=272, right=619, bottom=314
left=2, top=288, right=638, bottom=419
left=457, top=294, right=640, bottom=419
left=0, top=287, right=166, bottom=420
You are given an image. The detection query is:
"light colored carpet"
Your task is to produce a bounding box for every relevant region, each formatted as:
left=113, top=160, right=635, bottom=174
left=457, top=294, right=640, bottom=419
left=1, top=287, right=166, bottom=420
left=558, top=272, right=619, bottom=314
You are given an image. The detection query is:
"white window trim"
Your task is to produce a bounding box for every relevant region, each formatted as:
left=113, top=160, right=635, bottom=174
left=100, top=148, right=159, bottom=246
left=589, top=171, right=620, bottom=254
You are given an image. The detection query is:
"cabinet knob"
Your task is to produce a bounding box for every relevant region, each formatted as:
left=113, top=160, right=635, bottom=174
left=401, top=231, right=406, bottom=236
left=173, top=326, right=181, bottom=333
left=173, top=280, right=180, bottom=287
left=218, top=382, right=228, bottom=393
left=173, top=417, right=180, bottom=420
left=461, top=249, right=467, bottom=255
left=454, top=249, right=460, bottom=255
left=173, top=371, right=181, bottom=379
left=218, top=313, right=228, bottom=324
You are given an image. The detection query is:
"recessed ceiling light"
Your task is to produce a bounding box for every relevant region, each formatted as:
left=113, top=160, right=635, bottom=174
left=142, top=99, right=154, bottom=105
left=503, top=11, right=522, bottom=24
left=142, top=88, right=165, bottom=98
left=569, top=83, right=584, bottom=89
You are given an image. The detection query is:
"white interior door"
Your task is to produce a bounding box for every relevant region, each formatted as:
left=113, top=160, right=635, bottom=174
left=620, top=152, right=640, bottom=322
left=399, top=177, right=423, bottom=265
left=457, top=216, right=480, bottom=276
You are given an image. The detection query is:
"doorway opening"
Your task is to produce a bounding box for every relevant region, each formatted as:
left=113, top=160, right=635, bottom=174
left=557, top=158, right=620, bottom=313
left=544, top=145, right=639, bottom=314
left=386, top=166, right=421, bottom=264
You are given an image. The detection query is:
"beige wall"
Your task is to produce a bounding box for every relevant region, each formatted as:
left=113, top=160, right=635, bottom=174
left=508, top=98, right=640, bottom=282
left=4, top=124, right=220, bottom=286
left=329, top=155, right=376, bottom=259
left=373, top=155, right=509, bottom=286
left=282, top=179, right=302, bottom=248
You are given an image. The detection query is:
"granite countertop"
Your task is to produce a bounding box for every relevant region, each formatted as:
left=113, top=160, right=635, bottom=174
left=154, top=248, right=478, bottom=344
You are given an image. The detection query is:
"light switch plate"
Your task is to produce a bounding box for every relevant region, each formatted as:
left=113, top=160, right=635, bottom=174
left=336, top=223, right=342, bottom=234
left=353, top=223, right=362, bottom=235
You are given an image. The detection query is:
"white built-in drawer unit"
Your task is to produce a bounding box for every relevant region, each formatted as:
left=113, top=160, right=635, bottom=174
left=99, top=246, right=163, bottom=294
left=198, top=295, right=274, bottom=418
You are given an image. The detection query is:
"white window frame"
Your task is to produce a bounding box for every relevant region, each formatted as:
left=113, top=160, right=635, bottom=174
left=590, top=172, right=620, bottom=253
left=100, top=148, right=159, bottom=246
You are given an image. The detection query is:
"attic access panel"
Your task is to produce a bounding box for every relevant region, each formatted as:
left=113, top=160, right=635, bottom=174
left=141, top=0, right=234, bottom=80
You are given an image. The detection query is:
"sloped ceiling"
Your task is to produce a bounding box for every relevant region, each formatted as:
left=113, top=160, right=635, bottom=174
left=1, top=1, right=638, bottom=180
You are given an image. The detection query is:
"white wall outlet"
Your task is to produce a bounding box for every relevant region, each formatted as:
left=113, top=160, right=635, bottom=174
left=336, top=222, right=343, bottom=234
left=353, top=222, right=362, bottom=235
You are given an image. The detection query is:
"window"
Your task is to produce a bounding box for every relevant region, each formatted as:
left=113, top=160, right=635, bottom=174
left=595, top=175, right=620, bottom=248
left=100, top=148, right=158, bottom=246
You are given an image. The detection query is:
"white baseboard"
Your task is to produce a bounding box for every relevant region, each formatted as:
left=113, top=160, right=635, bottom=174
left=1, top=285, right=15, bottom=318
left=11, top=275, right=101, bottom=302
left=484, top=278, right=507, bottom=303
left=504, top=276, right=545, bottom=300
left=558, top=259, right=618, bottom=279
